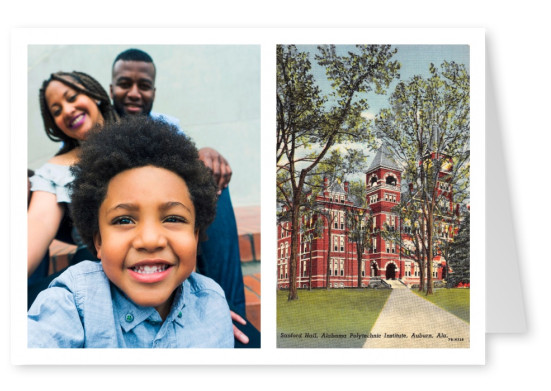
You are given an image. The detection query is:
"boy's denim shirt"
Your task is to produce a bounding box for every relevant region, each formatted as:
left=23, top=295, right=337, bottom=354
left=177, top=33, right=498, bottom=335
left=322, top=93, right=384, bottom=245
left=28, top=261, right=234, bottom=348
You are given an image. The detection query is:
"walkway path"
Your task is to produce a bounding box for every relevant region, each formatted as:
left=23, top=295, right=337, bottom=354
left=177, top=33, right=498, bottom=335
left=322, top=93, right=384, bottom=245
left=363, top=281, right=469, bottom=348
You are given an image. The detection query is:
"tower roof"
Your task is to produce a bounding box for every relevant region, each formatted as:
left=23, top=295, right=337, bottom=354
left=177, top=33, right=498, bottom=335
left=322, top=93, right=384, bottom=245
left=367, top=142, right=401, bottom=172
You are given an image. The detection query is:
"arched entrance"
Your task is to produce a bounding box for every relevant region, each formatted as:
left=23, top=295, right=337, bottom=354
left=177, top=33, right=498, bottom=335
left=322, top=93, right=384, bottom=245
left=385, top=263, right=397, bottom=280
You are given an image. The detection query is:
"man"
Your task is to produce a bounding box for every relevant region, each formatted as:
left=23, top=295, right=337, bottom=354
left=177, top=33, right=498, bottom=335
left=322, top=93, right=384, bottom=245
left=110, top=48, right=257, bottom=347
left=110, top=49, right=232, bottom=192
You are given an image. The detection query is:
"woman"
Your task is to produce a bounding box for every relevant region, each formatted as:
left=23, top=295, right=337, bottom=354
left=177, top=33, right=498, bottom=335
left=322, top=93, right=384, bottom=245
left=28, top=71, right=118, bottom=278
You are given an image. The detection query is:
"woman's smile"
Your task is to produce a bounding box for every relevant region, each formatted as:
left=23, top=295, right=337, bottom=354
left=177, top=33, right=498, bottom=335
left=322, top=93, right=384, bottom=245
left=69, top=113, right=86, bottom=130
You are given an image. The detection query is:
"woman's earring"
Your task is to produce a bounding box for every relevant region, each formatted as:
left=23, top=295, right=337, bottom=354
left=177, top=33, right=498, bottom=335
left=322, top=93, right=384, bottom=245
left=96, top=100, right=101, bottom=106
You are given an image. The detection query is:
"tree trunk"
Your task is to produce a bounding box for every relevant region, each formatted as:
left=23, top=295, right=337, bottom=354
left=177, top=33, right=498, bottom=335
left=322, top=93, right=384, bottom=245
left=309, top=244, right=313, bottom=291
left=325, top=222, right=332, bottom=289
left=357, top=244, right=363, bottom=287
left=418, top=259, right=425, bottom=292
left=426, top=212, right=434, bottom=295
left=287, top=203, right=300, bottom=300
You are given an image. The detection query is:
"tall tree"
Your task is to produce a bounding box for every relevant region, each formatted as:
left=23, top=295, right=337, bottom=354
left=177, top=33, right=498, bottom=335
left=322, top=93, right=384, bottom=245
left=299, top=210, right=324, bottom=290
left=344, top=180, right=373, bottom=287
left=383, top=189, right=429, bottom=292
left=277, top=45, right=400, bottom=300
left=309, top=151, right=366, bottom=289
left=374, top=61, right=470, bottom=294
left=444, top=210, right=470, bottom=287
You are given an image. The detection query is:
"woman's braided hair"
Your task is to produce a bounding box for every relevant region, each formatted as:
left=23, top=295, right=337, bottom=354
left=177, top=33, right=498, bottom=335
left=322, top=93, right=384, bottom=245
left=39, top=71, right=119, bottom=155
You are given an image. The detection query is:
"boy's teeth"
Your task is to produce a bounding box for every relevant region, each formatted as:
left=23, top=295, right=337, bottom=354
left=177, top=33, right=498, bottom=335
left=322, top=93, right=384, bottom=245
left=133, top=264, right=168, bottom=274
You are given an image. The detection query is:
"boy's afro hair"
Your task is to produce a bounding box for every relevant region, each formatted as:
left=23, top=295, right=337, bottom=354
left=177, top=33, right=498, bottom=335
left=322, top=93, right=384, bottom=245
left=69, top=116, right=218, bottom=257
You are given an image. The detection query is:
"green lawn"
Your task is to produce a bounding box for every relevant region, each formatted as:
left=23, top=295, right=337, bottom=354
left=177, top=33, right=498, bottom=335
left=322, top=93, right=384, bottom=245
left=277, top=289, right=391, bottom=348
left=413, top=288, right=470, bottom=323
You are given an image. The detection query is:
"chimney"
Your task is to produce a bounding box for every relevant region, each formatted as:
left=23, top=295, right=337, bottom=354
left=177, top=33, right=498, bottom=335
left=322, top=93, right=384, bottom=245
left=344, top=181, right=349, bottom=193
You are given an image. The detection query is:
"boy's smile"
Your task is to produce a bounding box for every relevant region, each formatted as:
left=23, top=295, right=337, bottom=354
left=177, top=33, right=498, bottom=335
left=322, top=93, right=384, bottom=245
left=94, top=165, right=198, bottom=320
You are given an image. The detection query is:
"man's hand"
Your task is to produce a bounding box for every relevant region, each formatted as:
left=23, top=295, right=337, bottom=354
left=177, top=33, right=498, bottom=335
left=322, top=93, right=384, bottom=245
left=230, top=311, right=249, bottom=344
left=198, top=147, right=232, bottom=193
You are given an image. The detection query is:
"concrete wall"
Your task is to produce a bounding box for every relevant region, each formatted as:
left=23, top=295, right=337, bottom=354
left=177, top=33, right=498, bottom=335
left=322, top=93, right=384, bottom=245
left=27, top=45, right=260, bottom=207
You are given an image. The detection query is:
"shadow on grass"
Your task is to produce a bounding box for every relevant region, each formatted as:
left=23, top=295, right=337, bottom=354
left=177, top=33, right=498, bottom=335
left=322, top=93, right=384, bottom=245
left=412, top=288, right=470, bottom=323
left=277, top=289, right=391, bottom=348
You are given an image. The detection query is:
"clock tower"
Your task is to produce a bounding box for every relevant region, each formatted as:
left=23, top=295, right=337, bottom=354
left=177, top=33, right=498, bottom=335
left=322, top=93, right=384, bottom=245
left=365, top=143, right=403, bottom=280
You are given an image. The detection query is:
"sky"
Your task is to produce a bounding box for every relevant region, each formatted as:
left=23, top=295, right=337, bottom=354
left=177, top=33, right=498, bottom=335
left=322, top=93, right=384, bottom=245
left=299, top=44, right=470, bottom=117
left=293, top=44, right=470, bottom=182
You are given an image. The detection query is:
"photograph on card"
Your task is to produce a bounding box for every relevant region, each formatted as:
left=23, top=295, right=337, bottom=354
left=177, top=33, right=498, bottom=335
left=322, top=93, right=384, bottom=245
left=276, top=44, right=470, bottom=348
left=25, top=44, right=261, bottom=349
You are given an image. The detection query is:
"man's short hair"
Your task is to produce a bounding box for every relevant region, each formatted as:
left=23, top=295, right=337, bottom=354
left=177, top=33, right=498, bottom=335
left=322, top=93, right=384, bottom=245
left=113, top=48, right=154, bottom=66
left=70, top=116, right=218, bottom=256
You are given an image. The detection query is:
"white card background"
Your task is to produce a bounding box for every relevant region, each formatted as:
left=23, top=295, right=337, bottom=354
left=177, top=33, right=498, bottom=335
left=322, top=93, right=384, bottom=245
left=2, top=0, right=550, bottom=388
left=9, top=27, right=486, bottom=366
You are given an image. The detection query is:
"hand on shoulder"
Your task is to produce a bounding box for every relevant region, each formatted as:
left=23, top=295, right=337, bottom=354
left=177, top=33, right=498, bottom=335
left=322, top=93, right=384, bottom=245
left=198, top=147, right=232, bottom=192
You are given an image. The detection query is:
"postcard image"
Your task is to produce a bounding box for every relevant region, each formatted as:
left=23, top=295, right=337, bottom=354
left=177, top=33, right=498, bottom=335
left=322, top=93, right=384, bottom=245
left=276, top=42, right=479, bottom=351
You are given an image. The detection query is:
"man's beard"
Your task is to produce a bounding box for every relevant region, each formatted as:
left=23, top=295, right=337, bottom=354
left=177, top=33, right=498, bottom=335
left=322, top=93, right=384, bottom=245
left=114, top=102, right=152, bottom=117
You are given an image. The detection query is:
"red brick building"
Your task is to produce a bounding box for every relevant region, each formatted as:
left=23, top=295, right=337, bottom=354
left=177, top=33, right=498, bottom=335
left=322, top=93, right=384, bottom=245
left=277, top=144, right=454, bottom=289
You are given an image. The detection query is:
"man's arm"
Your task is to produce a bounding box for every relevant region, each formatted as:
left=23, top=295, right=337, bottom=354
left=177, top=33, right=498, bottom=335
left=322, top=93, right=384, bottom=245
left=198, top=147, right=232, bottom=193
left=150, top=113, right=232, bottom=192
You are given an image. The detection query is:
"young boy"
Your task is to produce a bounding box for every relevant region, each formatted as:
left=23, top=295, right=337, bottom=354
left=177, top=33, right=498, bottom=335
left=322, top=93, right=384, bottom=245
left=27, top=116, right=234, bottom=348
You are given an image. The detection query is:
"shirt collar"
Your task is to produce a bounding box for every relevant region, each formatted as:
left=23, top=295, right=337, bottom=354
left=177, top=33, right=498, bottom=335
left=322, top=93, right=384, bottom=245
left=165, top=283, right=187, bottom=327
left=112, top=283, right=187, bottom=332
